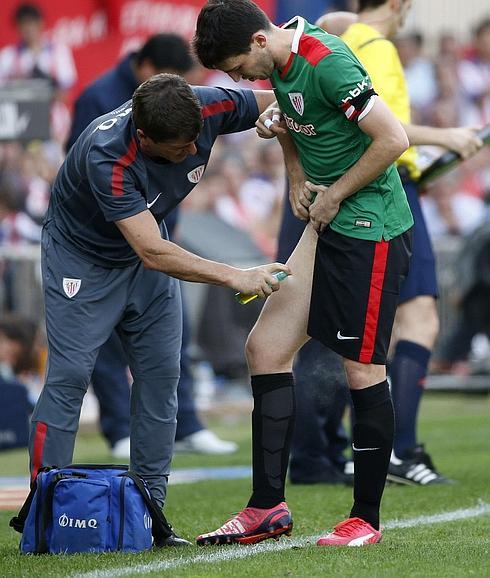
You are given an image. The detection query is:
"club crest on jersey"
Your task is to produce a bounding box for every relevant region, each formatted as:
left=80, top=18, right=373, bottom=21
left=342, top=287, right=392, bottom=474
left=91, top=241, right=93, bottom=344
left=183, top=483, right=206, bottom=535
left=288, top=92, right=304, bottom=116
left=187, top=164, right=206, bottom=184
left=62, top=278, right=81, bottom=299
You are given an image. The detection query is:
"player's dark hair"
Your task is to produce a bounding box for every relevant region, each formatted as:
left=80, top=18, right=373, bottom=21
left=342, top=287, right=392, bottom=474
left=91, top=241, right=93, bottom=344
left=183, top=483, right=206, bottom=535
left=193, top=0, right=271, bottom=69
left=135, top=33, right=194, bottom=73
left=13, top=3, right=42, bottom=24
left=132, top=73, right=202, bottom=143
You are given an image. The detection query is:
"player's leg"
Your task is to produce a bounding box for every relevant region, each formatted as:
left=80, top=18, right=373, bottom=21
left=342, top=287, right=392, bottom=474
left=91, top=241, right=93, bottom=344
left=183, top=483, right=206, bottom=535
left=388, top=180, right=447, bottom=484
left=30, top=233, right=125, bottom=480
left=196, top=223, right=317, bottom=546
left=308, top=227, right=411, bottom=546
left=289, top=340, right=350, bottom=485
left=278, top=194, right=350, bottom=485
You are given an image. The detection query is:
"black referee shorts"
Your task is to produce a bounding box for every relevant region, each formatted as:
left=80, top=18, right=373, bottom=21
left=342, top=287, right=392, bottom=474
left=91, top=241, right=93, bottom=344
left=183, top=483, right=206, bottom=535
left=308, top=226, right=412, bottom=365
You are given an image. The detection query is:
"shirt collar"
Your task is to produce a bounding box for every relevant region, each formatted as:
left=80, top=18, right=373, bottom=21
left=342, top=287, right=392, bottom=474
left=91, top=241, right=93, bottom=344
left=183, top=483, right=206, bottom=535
left=281, top=15, right=305, bottom=54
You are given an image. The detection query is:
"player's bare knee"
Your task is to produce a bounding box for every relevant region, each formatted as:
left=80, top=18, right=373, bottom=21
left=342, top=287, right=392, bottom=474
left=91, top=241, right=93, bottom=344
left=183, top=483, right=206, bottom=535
left=344, top=359, right=386, bottom=390
left=396, top=296, right=439, bottom=345
left=245, top=331, right=290, bottom=373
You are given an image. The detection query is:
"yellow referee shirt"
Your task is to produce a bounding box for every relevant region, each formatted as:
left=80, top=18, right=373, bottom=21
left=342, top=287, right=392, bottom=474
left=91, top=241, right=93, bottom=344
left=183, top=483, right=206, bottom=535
left=342, top=22, right=419, bottom=180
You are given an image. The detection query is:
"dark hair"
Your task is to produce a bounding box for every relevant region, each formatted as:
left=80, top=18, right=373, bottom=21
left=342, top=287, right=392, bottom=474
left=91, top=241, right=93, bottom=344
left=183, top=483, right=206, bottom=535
left=136, top=33, right=194, bottom=73
left=132, top=73, right=202, bottom=143
left=358, top=0, right=392, bottom=10
left=0, top=314, right=39, bottom=374
left=13, top=3, right=42, bottom=23
left=193, top=0, right=271, bottom=69
left=474, top=18, right=490, bottom=38
left=398, top=31, right=424, bottom=48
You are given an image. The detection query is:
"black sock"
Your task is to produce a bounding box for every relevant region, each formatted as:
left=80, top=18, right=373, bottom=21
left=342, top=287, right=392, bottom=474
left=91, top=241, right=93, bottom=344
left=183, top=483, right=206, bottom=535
left=349, top=380, right=393, bottom=530
left=390, top=340, right=431, bottom=458
left=247, top=373, right=295, bottom=509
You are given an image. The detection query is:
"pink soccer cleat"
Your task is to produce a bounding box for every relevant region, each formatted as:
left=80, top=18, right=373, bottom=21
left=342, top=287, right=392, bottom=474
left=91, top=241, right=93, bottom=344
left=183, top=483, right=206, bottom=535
left=196, top=502, right=293, bottom=545
left=316, top=517, right=381, bottom=546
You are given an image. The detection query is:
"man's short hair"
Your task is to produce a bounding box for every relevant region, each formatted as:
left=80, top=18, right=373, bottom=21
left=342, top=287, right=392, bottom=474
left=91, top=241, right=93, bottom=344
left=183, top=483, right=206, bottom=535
left=132, top=74, right=202, bottom=143
left=193, top=0, right=271, bottom=69
left=136, top=34, right=194, bottom=73
left=13, top=3, right=42, bottom=24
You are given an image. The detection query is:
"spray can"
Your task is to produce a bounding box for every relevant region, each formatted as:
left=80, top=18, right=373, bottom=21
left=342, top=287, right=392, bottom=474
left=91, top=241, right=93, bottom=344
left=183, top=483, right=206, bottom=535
left=235, top=271, right=289, bottom=305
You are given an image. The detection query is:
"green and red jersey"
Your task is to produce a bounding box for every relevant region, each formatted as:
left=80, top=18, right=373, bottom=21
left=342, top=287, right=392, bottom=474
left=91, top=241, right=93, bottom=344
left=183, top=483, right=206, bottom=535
left=271, top=16, right=413, bottom=241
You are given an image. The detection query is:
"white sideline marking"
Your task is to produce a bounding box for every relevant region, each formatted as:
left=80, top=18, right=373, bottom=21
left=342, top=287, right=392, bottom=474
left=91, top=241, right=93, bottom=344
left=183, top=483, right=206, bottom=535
left=75, top=502, right=490, bottom=578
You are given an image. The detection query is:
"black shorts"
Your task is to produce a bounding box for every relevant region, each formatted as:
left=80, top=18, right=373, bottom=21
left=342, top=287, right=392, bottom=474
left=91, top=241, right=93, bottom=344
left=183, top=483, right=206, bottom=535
left=308, top=227, right=412, bottom=365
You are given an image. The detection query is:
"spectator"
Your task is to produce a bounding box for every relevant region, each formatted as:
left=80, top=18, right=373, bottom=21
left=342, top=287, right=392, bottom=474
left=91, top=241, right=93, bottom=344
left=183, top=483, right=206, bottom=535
left=0, top=314, right=39, bottom=383
left=0, top=182, right=40, bottom=244
left=395, top=32, right=438, bottom=123
left=213, top=150, right=283, bottom=257
left=421, top=174, right=486, bottom=239
left=0, top=3, right=76, bottom=92
left=0, top=3, right=77, bottom=143
left=459, top=18, right=490, bottom=124
left=434, top=216, right=490, bottom=373
left=0, top=314, right=39, bottom=450
left=438, top=31, right=462, bottom=63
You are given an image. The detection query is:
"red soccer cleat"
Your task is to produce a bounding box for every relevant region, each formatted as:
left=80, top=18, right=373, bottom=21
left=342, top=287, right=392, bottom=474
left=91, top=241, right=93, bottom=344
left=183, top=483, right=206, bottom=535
left=196, top=502, right=293, bottom=545
left=316, top=517, right=381, bottom=546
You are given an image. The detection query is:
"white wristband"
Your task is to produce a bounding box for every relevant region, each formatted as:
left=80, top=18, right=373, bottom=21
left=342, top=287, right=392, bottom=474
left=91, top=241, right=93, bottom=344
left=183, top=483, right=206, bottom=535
left=264, top=118, right=274, bottom=129
left=272, top=113, right=281, bottom=123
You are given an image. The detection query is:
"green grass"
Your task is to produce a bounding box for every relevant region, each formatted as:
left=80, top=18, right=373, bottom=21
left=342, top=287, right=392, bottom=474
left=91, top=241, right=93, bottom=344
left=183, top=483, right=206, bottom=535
left=1, top=393, right=489, bottom=577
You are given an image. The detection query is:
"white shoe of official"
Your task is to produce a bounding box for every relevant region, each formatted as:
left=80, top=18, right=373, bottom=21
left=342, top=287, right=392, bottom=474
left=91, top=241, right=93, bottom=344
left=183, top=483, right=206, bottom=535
left=174, top=429, right=238, bottom=455
left=111, top=436, right=130, bottom=460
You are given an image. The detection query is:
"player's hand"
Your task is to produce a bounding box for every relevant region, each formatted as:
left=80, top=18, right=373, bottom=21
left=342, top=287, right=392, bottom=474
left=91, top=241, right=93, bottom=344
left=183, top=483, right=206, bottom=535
left=256, top=104, right=287, bottom=139
left=233, top=263, right=291, bottom=298
left=306, top=181, right=341, bottom=234
left=288, top=175, right=310, bottom=220
left=443, top=127, right=484, bottom=159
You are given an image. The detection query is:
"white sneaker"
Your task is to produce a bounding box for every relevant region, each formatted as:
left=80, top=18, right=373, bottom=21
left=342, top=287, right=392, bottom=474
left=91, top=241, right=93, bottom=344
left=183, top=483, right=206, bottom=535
left=174, top=429, right=238, bottom=455
left=111, top=436, right=130, bottom=460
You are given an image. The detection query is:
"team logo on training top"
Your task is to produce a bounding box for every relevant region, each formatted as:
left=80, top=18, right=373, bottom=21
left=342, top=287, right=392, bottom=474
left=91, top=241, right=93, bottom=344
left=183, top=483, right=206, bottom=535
left=62, top=278, right=81, bottom=298
left=288, top=92, right=304, bottom=116
left=187, top=164, right=206, bottom=184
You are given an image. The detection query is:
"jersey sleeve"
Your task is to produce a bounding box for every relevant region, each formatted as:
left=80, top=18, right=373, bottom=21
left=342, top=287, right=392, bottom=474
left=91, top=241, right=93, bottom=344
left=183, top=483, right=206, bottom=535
left=357, top=39, right=410, bottom=124
left=314, top=48, right=377, bottom=122
left=86, top=144, right=147, bottom=223
left=196, top=86, right=260, bottom=135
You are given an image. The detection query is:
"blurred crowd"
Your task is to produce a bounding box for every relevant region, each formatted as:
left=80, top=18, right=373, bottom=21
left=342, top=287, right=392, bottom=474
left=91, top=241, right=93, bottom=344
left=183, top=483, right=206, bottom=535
left=1, top=3, right=490, bottom=405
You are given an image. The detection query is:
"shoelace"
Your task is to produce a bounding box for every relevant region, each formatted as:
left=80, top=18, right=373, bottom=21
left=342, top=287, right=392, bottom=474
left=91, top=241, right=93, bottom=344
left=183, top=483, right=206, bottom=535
left=332, top=518, right=369, bottom=537
left=219, top=509, right=256, bottom=533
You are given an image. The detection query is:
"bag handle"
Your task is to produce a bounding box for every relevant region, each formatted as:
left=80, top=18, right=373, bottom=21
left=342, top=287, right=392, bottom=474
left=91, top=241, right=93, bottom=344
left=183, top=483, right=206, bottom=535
left=9, top=466, right=54, bottom=534
left=123, top=471, right=173, bottom=542
left=9, top=484, right=37, bottom=534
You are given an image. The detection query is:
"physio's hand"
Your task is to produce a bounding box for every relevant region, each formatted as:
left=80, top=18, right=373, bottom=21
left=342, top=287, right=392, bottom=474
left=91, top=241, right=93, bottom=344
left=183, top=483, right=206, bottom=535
left=306, top=181, right=341, bottom=234
left=256, top=105, right=287, bottom=139
left=443, top=127, right=484, bottom=159
left=233, top=263, right=290, bottom=298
